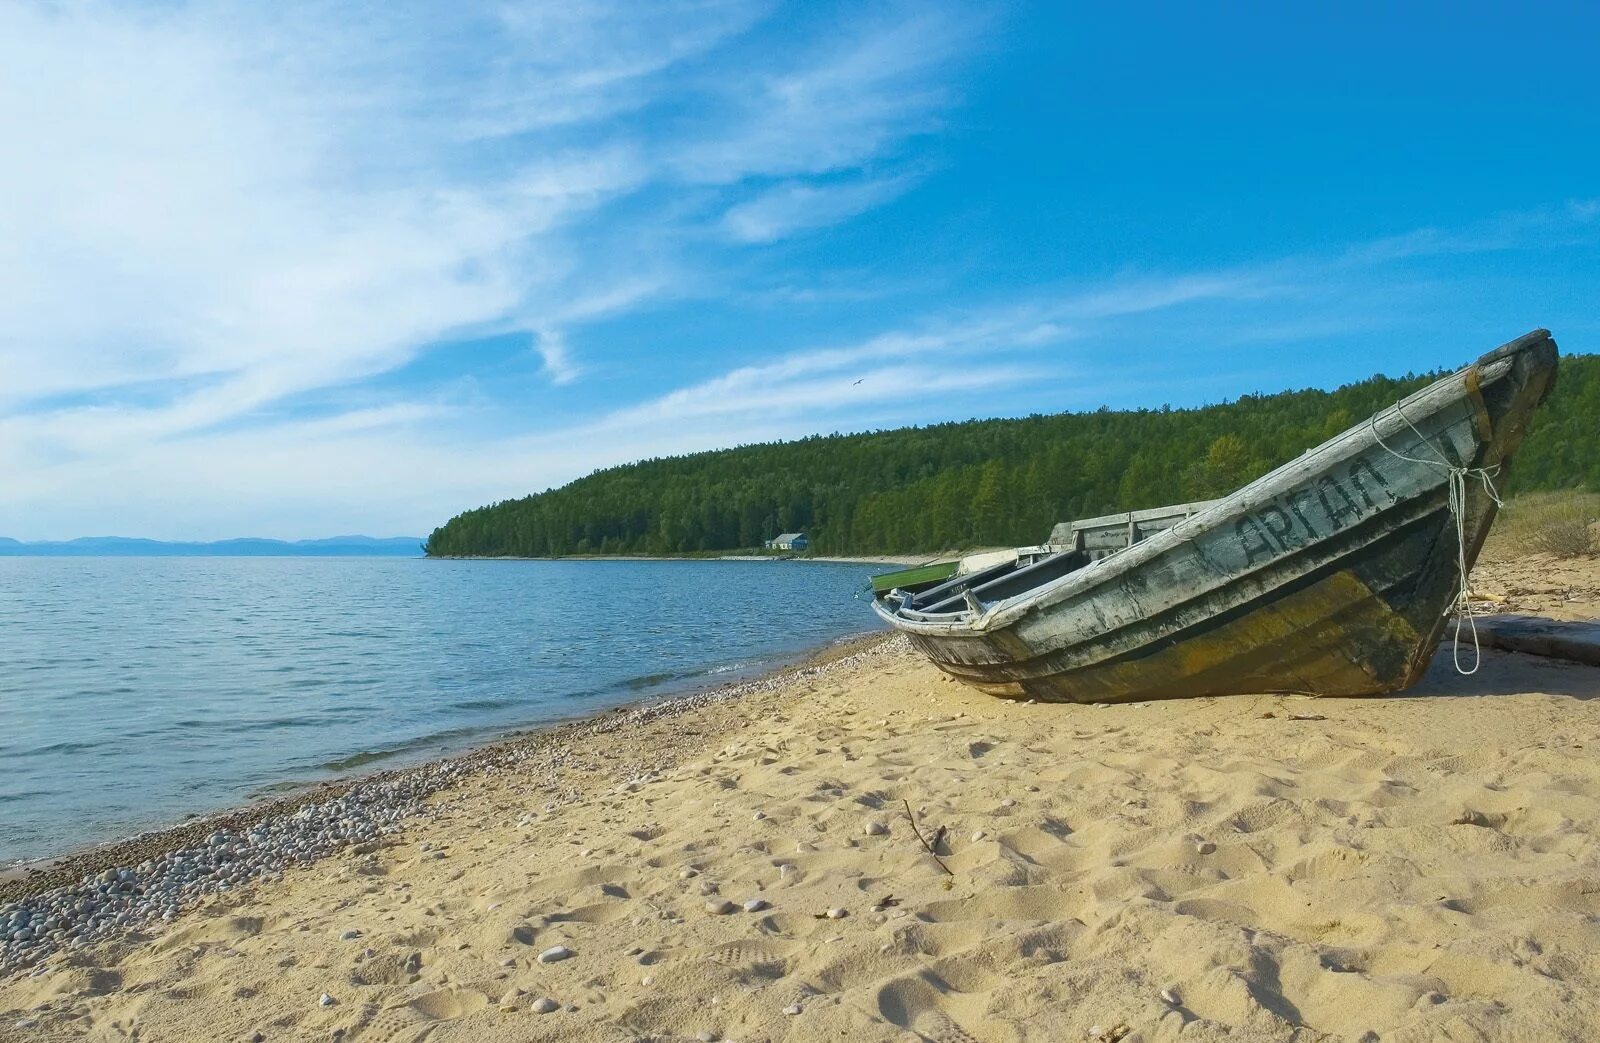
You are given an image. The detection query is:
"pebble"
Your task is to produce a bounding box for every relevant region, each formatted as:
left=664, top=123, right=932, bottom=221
left=826, top=907, right=848, bottom=919
left=318, top=993, right=337, bottom=1007
left=742, top=897, right=769, bottom=913
left=339, top=929, right=362, bottom=941
left=970, top=830, right=987, bottom=842
left=679, top=867, right=699, bottom=879
left=706, top=899, right=736, bottom=915
left=1001, top=798, right=1017, bottom=808
left=531, top=997, right=559, bottom=1014
left=783, top=1003, right=803, bottom=1015
left=1196, top=841, right=1217, bottom=855
left=1161, top=988, right=1180, bottom=1005
left=696, top=1033, right=717, bottom=1042
left=0, top=641, right=904, bottom=977
left=752, top=811, right=766, bottom=821
left=538, top=945, right=574, bottom=963
left=863, top=821, right=888, bottom=836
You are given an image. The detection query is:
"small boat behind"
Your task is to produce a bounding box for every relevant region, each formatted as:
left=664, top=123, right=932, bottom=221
left=869, top=546, right=1054, bottom=598
left=870, top=560, right=960, bottom=597
left=873, top=330, right=1560, bottom=702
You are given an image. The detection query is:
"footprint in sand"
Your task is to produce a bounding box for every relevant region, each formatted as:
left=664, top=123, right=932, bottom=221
left=346, top=988, right=488, bottom=1042
left=876, top=972, right=987, bottom=1043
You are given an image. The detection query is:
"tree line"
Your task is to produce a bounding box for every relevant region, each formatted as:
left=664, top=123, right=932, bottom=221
left=424, top=353, right=1599, bottom=557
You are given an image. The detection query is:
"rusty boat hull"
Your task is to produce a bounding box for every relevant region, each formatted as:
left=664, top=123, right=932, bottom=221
left=873, top=330, right=1560, bottom=702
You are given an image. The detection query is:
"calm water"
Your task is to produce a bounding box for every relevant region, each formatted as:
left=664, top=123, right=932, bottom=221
left=0, top=557, right=885, bottom=864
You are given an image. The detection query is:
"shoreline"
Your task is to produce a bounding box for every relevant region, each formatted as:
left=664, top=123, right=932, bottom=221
left=425, top=553, right=919, bottom=565
left=0, top=631, right=892, bottom=970
left=0, top=625, right=887, bottom=884
left=5, top=554, right=1596, bottom=1039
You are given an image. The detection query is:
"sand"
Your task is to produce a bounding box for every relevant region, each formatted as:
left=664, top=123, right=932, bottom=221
left=4, top=556, right=1600, bottom=1043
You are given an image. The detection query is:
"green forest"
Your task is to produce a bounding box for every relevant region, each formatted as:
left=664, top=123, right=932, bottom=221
left=425, top=354, right=1600, bottom=557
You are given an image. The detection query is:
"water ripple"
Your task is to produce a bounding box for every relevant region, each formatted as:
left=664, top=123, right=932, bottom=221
left=0, top=556, right=884, bottom=862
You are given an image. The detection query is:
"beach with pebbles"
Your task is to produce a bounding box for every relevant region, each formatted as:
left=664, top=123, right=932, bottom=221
left=4, top=555, right=1600, bottom=1042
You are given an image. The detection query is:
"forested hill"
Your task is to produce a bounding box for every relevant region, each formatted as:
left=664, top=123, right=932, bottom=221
left=425, top=354, right=1600, bottom=557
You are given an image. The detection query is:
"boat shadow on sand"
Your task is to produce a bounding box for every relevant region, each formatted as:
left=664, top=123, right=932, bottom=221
left=1400, top=638, right=1600, bottom=700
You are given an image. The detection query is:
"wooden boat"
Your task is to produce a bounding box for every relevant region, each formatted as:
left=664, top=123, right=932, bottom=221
left=873, top=330, right=1559, bottom=702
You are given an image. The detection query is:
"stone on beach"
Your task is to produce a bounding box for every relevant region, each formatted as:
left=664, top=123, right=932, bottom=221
left=863, top=820, right=888, bottom=836
left=705, top=899, right=736, bottom=915
left=11, top=608, right=1600, bottom=1042
left=531, top=997, right=559, bottom=1014
left=538, top=945, right=574, bottom=963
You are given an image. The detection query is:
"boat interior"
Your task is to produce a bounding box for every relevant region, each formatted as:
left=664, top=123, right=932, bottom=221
left=884, top=499, right=1218, bottom=618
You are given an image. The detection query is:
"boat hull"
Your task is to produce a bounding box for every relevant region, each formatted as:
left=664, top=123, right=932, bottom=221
left=876, top=331, right=1559, bottom=702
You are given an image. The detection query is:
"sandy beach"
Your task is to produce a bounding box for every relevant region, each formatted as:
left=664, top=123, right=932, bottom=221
left=3, top=555, right=1599, bottom=1042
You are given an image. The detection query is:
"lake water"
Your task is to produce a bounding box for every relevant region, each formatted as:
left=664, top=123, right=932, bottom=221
left=0, top=557, right=887, bottom=864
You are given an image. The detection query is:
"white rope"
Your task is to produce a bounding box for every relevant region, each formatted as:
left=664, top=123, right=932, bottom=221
left=1369, top=403, right=1503, bottom=675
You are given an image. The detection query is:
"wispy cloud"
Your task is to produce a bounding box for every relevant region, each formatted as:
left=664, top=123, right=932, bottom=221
left=532, top=329, right=581, bottom=386
left=1, top=1, right=1594, bottom=541
left=0, top=0, right=972, bottom=443
left=721, top=175, right=918, bottom=243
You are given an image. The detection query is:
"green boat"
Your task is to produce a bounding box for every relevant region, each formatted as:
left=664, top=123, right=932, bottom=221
left=871, top=547, right=1053, bottom=597
left=870, top=560, right=959, bottom=596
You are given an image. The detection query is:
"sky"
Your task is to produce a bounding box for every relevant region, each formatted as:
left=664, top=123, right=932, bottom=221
left=2, top=0, right=1597, bottom=541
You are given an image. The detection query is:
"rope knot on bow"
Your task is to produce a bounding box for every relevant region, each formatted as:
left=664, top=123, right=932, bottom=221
left=1371, top=404, right=1503, bottom=675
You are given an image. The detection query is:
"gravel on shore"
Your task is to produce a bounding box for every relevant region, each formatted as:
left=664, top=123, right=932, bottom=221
left=0, top=633, right=898, bottom=979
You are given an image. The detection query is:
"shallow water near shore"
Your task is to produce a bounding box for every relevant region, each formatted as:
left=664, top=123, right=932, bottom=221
left=0, top=556, right=885, bottom=864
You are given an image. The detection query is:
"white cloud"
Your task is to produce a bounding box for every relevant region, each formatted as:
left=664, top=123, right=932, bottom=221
left=0, top=0, right=980, bottom=538
left=2, top=2, right=1592, bottom=541
left=721, top=175, right=916, bottom=243
left=669, top=7, right=969, bottom=183
left=532, top=329, right=581, bottom=385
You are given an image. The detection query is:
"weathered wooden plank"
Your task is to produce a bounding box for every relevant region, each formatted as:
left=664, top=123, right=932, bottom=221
left=1472, top=614, right=1600, bottom=667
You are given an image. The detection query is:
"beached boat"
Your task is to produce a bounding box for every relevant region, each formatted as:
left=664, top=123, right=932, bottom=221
left=873, top=330, right=1559, bottom=702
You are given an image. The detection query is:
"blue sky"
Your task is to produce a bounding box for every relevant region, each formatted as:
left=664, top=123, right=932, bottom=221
left=2, top=1, right=1596, bottom=540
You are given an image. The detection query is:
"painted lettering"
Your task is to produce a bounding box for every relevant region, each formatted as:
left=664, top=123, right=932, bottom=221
left=1236, top=516, right=1275, bottom=566
left=1316, top=476, right=1361, bottom=528
left=1347, top=457, right=1395, bottom=510
left=1259, top=504, right=1297, bottom=550
left=1284, top=487, right=1320, bottom=539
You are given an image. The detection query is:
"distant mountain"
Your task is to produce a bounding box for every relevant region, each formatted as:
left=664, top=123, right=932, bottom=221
left=0, top=535, right=424, bottom=557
